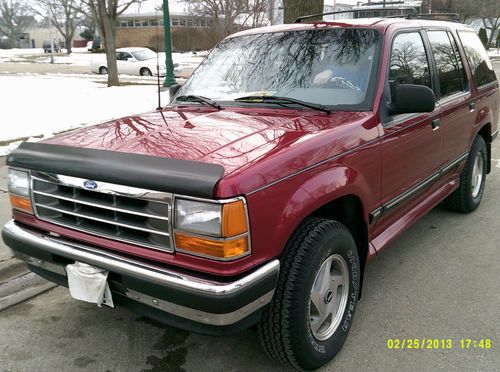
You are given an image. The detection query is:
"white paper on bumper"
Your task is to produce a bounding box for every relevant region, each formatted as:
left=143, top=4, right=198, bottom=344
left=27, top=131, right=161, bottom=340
left=66, top=262, right=114, bottom=308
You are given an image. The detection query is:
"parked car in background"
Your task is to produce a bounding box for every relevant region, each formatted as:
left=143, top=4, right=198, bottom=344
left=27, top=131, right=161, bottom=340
left=42, top=40, right=61, bottom=53
left=90, top=47, right=183, bottom=77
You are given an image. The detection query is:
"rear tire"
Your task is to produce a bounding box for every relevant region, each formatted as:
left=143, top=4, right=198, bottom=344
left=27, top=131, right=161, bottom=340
left=443, top=135, right=487, bottom=213
left=99, top=66, right=108, bottom=75
left=140, top=67, right=152, bottom=76
left=258, top=218, right=360, bottom=370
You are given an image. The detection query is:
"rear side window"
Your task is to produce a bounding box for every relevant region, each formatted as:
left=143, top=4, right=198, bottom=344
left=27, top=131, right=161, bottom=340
left=427, top=31, right=466, bottom=98
left=458, top=31, right=497, bottom=88
left=389, top=32, right=431, bottom=99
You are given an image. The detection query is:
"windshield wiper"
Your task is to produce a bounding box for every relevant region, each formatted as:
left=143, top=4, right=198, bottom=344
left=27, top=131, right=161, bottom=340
left=234, top=95, right=331, bottom=114
left=175, top=95, right=222, bottom=110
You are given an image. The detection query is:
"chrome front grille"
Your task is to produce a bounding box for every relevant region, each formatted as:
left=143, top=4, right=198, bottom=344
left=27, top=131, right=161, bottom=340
left=31, top=171, right=174, bottom=252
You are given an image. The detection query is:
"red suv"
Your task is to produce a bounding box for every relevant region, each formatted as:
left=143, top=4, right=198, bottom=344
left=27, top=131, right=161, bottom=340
left=3, top=15, right=498, bottom=370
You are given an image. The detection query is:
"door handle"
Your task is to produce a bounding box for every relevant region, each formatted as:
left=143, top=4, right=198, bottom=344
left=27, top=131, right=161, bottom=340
left=431, top=118, right=441, bottom=131
left=469, top=102, right=476, bottom=112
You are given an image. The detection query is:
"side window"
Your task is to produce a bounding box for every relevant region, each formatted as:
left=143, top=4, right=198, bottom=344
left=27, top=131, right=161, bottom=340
left=389, top=32, right=431, bottom=100
left=427, top=30, right=466, bottom=98
left=458, top=31, right=497, bottom=88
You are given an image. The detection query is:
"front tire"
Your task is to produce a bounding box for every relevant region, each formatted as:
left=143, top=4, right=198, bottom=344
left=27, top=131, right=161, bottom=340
left=259, top=218, right=360, bottom=370
left=140, top=67, right=152, bottom=76
left=443, top=135, right=487, bottom=213
left=99, top=66, right=108, bottom=75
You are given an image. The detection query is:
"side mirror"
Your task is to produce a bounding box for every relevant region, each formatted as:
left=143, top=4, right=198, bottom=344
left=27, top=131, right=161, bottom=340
left=389, top=84, right=435, bottom=115
left=126, top=57, right=134, bottom=62
left=169, top=84, right=182, bottom=101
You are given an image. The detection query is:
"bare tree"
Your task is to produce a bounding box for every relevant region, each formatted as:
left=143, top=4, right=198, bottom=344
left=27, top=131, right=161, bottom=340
left=82, top=0, right=144, bottom=86
left=33, top=0, right=83, bottom=54
left=0, top=0, right=35, bottom=48
left=283, top=0, right=323, bottom=24
left=183, top=0, right=270, bottom=41
left=433, top=0, right=478, bottom=23
left=479, top=0, right=500, bottom=49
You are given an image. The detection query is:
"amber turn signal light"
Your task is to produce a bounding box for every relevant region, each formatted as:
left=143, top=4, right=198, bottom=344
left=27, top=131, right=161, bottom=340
left=175, top=232, right=249, bottom=259
left=222, top=200, right=248, bottom=237
left=9, top=194, right=33, bottom=214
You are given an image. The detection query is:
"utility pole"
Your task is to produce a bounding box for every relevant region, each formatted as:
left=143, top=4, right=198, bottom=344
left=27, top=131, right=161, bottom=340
left=162, top=0, right=176, bottom=87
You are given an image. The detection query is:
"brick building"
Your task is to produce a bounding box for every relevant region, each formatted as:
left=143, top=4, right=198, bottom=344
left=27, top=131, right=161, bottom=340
left=116, top=12, right=220, bottom=52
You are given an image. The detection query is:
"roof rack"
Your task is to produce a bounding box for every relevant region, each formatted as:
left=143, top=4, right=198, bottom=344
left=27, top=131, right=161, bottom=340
left=411, top=13, right=461, bottom=22
left=294, top=7, right=418, bottom=23
left=294, top=8, right=461, bottom=23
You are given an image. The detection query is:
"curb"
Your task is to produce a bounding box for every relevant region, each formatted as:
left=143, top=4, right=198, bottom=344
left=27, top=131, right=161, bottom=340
left=0, top=257, right=29, bottom=283
left=0, top=277, right=57, bottom=311
left=0, top=258, right=56, bottom=311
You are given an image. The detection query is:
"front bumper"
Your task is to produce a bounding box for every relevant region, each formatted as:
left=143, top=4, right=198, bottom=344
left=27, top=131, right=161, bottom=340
left=2, top=220, right=279, bottom=334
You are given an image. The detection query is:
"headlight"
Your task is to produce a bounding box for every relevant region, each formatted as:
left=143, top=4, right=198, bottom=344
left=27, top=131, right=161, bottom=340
left=175, top=199, right=222, bottom=236
left=7, top=168, right=33, bottom=214
left=174, top=198, right=249, bottom=260
left=8, top=168, right=30, bottom=196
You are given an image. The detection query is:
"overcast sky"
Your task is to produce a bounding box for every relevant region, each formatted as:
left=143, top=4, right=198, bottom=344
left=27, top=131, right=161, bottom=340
left=133, top=0, right=367, bottom=14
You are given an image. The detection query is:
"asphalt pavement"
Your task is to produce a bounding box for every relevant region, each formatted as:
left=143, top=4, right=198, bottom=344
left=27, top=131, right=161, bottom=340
left=0, top=62, right=499, bottom=372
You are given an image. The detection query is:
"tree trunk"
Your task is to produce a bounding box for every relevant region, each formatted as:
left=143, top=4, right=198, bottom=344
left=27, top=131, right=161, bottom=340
left=103, top=23, right=119, bottom=86
left=97, top=4, right=119, bottom=87
left=283, top=0, right=324, bottom=23
left=65, top=22, right=72, bottom=54
left=485, top=22, right=499, bottom=49
left=65, top=35, right=72, bottom=54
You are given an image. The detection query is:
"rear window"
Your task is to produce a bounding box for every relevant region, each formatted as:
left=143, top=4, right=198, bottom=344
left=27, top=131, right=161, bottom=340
left=458, top=31, right=497, bottom=88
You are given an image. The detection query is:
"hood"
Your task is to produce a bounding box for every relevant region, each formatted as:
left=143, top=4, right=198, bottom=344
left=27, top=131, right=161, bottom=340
left=43, top=107, right=376, bottom=196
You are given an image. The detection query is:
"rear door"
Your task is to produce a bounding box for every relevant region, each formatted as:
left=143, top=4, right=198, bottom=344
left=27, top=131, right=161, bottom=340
left=425, top=29, right=473, bottom=168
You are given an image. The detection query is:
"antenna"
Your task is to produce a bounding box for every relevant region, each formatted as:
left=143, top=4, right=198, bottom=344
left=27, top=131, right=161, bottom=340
left=155, top=11, right=162, bottom=110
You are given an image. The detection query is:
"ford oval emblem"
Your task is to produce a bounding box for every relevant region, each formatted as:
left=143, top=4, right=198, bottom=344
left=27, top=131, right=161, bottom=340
left=83, top=180, right=98, bottom=190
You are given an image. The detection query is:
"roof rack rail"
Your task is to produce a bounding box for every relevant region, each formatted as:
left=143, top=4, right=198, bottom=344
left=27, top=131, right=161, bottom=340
left=295, top=7, right=417, bottom=23
left=294, top=8, right=461, bottom=24
left=411, top=13, right=461, bottom=22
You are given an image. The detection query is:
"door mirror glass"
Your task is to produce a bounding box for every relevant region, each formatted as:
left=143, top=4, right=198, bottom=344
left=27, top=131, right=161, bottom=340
left=389, top=84, right=435, bottom=115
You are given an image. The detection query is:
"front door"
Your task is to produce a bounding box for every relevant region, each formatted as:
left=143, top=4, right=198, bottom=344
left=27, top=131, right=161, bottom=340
left=373, top=30, right=442, bottom=237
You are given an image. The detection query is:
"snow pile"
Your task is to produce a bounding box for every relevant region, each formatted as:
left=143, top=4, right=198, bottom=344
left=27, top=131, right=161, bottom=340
left=0, top=75, right=166, bottom=150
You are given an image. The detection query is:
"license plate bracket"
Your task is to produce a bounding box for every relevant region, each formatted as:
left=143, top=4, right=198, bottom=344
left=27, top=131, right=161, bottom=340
left=66, top=262, right=114, bottom=308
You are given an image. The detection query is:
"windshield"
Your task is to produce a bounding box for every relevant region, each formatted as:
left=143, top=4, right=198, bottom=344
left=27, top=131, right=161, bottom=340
left=178, top=28, right=382, bottom=109
left=131, top=49, right=156, bottom=61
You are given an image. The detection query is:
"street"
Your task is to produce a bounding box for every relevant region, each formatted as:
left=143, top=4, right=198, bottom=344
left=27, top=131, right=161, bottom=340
left=0, top=62, right=499, bottom=372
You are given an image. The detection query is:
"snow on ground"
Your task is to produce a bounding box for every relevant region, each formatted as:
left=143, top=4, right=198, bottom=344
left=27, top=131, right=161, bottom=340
left=0, top=75, right=166, bottom=155
left=0, top=48, right=205, bottom=70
